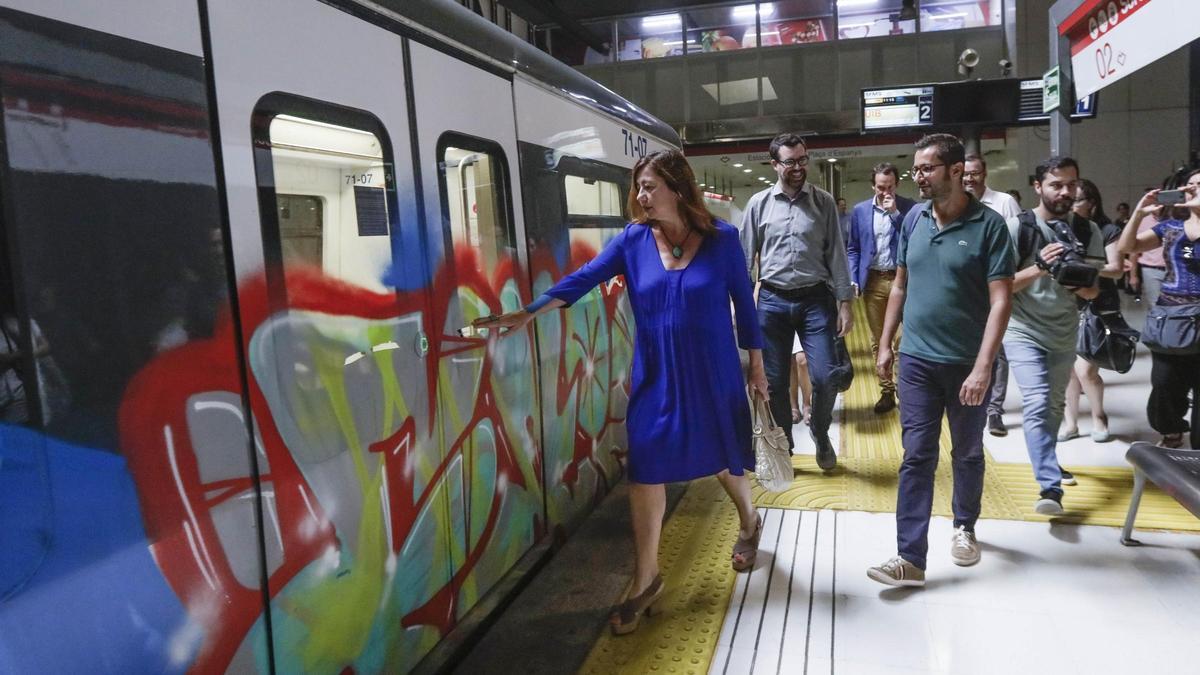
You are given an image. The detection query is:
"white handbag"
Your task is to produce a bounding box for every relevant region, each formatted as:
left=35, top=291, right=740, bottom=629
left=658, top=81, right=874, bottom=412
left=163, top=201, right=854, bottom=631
left=751, top=393, right=793, bottom=492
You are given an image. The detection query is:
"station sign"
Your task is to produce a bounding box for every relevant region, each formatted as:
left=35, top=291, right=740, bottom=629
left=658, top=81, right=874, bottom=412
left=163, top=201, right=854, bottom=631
left=860, top=79, right=1096, bottom=132
left=1059, top=0, right=1200, bottom=99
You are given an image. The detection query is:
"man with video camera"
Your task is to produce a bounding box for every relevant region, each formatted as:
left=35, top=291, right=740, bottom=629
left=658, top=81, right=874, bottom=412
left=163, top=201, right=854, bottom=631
left=1004, top=157, right=1104, bottom=516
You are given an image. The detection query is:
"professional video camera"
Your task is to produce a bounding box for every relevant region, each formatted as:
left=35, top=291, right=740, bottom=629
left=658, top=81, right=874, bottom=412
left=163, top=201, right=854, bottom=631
left=1035, top=220, right=1099, bottom=288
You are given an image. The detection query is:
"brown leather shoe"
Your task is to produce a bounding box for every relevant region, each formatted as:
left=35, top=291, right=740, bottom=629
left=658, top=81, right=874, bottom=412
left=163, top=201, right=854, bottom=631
left=610, top=574, right=664, bottom=635
left=873, top=392, right=896, bottom=414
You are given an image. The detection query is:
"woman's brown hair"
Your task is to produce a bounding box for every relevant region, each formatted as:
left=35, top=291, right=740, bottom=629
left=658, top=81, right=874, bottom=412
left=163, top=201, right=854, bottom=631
left=626, top=149, right=718, bottom=236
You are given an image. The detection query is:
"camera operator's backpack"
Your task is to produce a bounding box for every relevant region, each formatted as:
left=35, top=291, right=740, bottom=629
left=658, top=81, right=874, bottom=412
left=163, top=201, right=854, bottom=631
left=1013, top=210, right=1093, bottom=265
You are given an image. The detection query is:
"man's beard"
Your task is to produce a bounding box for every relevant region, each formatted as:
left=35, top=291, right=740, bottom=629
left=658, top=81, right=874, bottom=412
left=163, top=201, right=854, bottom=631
left=1041, top=195, right=1073, bottom=218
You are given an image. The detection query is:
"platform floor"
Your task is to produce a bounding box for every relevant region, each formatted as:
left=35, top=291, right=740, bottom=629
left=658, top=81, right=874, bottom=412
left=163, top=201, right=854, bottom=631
left=461, top=294, right=1200, bottom=675
left=711, top=508, right=1200, bottom=675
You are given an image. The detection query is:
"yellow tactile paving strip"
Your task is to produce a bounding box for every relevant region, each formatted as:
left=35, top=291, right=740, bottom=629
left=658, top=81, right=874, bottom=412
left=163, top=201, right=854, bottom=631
left=579, top=304, right=1198, bottom=675
left=580, top=477, right=739, bottom=675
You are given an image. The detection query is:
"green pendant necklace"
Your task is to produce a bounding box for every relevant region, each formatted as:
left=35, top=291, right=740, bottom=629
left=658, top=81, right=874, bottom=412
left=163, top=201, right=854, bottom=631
left=660, top=225, right=692, bottom=259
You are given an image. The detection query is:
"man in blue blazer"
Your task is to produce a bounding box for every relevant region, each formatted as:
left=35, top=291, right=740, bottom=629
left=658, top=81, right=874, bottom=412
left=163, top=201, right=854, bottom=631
left=846, top=162, right=917, bottom=413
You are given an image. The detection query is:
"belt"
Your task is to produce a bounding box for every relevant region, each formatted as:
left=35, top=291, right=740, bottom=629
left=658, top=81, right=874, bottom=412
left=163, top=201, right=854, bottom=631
left=761, top=282, right=830, bottom=301
left=1141, top=264, right=1165, bottom=270
left=868, top=268, right=897, bottom=278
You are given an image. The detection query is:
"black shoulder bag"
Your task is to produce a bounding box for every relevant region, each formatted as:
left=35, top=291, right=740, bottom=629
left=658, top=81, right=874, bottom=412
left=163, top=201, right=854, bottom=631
left=1142, top=303, right=1200, bottom=355
left=1076, top=304, right=1139, bottom=373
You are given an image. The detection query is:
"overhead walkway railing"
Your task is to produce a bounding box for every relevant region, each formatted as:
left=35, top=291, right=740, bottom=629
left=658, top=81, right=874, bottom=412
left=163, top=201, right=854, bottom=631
left=533, top=1, right=1011, bottom=142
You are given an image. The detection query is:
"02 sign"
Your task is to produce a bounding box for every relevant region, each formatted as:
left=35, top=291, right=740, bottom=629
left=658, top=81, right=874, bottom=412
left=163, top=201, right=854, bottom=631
left=1060, top=0, right=1198, bottom=99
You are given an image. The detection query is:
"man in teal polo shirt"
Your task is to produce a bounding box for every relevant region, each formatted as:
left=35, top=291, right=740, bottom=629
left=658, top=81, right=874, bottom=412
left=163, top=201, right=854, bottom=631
left=866, top=134, right=1014, bottom=587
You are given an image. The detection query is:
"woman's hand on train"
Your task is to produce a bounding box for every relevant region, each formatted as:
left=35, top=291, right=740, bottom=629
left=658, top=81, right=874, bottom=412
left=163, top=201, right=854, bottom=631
left=469, top=309, right=533, bottom=336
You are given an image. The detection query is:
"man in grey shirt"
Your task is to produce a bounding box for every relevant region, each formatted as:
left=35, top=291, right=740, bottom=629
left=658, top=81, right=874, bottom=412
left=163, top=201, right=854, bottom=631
left=740, top=133, right=854, bottom=470
left=1002, top=156, right=1102, bottom=516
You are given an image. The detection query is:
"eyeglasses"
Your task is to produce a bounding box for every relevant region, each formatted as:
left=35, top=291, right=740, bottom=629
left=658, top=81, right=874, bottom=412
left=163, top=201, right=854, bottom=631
left=962, top=170, right=984, bottom=179
left=776, top=156, right=810, bottom=168
left=910, top=163, right=946, bottom=177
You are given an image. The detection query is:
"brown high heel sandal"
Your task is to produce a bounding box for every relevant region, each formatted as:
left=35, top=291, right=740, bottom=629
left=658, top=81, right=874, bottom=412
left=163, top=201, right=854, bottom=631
left=610, top=574, right=664, bottom=635
left=731, top=513, right=763, bottom=572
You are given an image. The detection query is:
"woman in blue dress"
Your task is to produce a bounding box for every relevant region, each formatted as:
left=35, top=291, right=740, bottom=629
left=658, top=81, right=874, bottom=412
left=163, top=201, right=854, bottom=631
left=474, top=150, right=769, bottom=634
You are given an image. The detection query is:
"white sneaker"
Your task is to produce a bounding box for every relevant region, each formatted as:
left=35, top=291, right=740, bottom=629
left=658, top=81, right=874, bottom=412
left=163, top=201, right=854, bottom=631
left=867, top=556, right=925, bottom=587
left=950, top=525, right=980, bottom=566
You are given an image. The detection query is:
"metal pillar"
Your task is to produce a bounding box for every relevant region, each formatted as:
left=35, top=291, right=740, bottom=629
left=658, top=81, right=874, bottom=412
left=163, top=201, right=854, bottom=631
left=1048, top=0, right=1087, bottom=157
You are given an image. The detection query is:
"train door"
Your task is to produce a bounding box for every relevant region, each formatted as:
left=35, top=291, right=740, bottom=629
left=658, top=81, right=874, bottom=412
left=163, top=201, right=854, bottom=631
left=0, top=2, right=259, bottom=673
left=202, top=1, right=445, bottom=672
left=406, top=42, right=544, bottom=623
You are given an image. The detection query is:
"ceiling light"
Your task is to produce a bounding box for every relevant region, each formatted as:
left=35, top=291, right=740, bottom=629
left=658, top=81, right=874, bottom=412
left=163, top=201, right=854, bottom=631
left=641, top=14, right=681, bottom=30
left=732, top=3, right=776, bottom=20
left=733, top=163, right=744, bottom=167
left=827, top=158, right=838, bottom=163
left=837, top=0, right=880, bottom=8
left=743, top=168, right=752, bottom=173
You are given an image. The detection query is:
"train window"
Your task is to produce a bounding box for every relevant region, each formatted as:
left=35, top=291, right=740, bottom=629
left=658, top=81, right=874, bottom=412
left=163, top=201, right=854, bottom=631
left=437, top=135, right=516, bottom=276
left=253, top=101, right=399, bottom=296
left=564, top=175, right=623, bottom=219
left=558, top=158, right=629, bottom=231
left=277, top=194, right=325, bottom=267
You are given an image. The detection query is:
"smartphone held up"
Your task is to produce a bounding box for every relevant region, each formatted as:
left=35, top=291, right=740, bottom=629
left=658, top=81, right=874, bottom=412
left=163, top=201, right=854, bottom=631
left=1155, top=189, right=1187, bottom=206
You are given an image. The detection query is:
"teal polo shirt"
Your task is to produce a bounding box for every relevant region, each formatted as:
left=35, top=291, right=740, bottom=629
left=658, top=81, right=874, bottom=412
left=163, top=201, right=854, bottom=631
left=898, top=197, right=1015, bottom=365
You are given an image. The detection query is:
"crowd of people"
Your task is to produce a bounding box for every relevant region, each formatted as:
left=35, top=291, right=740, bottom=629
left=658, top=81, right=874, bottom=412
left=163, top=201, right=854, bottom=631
left=474, top=131, right=1200, bottom=622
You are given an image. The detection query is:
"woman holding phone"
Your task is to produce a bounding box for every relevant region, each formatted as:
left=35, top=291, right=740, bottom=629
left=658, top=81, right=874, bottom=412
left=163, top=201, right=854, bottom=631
left=472, top=149, right=770, bottom=634
left=1116, top=171, right=1200, bottom=449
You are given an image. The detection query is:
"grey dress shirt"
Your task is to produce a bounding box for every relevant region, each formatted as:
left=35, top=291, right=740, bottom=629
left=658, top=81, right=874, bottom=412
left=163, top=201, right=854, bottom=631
left=739, top=181, right=854, bottom=302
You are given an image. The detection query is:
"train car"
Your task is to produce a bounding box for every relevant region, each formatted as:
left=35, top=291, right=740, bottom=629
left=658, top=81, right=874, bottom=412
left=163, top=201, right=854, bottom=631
left=0, top=0, right=679, bottom=671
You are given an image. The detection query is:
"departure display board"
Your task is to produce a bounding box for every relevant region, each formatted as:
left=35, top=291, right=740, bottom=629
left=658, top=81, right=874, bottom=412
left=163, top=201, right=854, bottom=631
left=1016, top=78, right=1098, bottom=122
left=861, top=86, right=934, bottom=131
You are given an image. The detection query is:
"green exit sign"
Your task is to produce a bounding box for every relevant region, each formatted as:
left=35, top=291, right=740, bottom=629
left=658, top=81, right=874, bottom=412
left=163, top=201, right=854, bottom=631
left=1042, top=66, right=1061, bottom=114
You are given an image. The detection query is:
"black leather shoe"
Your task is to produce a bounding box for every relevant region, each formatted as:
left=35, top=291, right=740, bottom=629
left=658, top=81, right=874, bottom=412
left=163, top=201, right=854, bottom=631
left=812, top=432, right=837, bottom=471
left=987, top=413, right=1007, bottom=437
left=873, top=392, right=896, bottom=414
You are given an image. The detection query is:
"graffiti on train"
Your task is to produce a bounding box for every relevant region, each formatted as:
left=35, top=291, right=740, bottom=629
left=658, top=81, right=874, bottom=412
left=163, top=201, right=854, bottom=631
left=106, top=240, right=632, bottom=673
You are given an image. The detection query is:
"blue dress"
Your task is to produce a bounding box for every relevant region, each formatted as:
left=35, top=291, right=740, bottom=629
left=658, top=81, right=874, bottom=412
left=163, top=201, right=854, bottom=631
left=534, top=221, right=765, bottom=484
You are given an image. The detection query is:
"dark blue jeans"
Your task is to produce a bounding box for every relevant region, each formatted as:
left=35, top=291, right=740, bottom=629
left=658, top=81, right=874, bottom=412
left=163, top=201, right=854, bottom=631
left=758, top=285, right=838, bottom=447
left=896, top=353, right=989, bottom=570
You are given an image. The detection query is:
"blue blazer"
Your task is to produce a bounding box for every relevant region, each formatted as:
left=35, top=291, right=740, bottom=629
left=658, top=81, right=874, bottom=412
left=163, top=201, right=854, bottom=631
left=846, top=195, right=918, bottom=289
